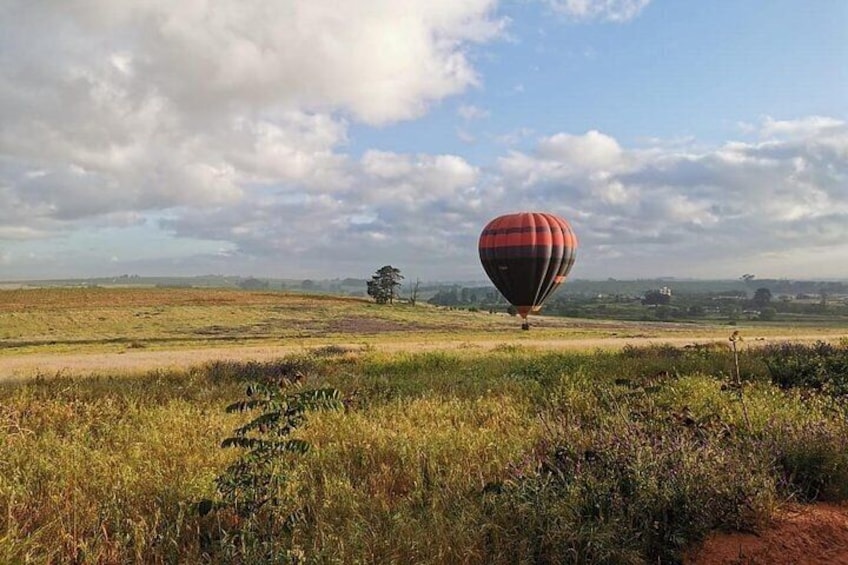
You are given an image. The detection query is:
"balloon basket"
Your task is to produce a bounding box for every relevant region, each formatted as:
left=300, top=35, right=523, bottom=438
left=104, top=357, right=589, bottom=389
left=521, top=321, right=530, bottom=331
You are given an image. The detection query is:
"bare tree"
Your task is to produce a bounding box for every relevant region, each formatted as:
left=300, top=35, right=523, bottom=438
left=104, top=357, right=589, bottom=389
left=409, top=278, right=421, bottom=306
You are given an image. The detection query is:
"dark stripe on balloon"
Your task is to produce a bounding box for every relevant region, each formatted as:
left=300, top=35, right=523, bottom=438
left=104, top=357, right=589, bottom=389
left=479, top=233, right=576, bottom=248
left=478, top=245, right=576, bottom=258
left=481, top=226, right=561, bottom=235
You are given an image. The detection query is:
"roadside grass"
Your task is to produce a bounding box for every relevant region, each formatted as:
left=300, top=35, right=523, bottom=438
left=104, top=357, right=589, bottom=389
left=1, top=345, right=847, bottom=563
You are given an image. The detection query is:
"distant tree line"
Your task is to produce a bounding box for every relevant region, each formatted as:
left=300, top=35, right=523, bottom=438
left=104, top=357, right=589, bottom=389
left=424, top=280, right=848, bottom=323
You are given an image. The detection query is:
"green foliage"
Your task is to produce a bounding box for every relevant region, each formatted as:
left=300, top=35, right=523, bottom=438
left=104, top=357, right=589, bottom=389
left=752, top=287, right=773, bottom=307
left=366, top=265, right=403, bottom=304
left=641, top=289, right=671, bottom=305
left=238, top=277, right=270, bottom=290
left=758, top=306, right=777, bottom=321
left=482, top=372, right=781, bottom=563
left=203, top=362, right=341, bottom=561
left=763, top=341, right=848, bottom=396
left=485, top=429, right=775, bottom=563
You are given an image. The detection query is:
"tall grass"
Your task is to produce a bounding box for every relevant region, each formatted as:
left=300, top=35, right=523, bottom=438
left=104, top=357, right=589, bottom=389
left=1, top=345, right=847, bottom=563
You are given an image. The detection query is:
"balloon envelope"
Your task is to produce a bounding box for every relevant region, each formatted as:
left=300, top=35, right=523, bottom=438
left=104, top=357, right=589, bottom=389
left=478, top=212, right=577, bottom=318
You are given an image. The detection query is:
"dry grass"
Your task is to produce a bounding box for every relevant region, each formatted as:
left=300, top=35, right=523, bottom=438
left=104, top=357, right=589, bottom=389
left=3, top=287, right=845, bottom=368
left=3, top=345, right=848, bottom=562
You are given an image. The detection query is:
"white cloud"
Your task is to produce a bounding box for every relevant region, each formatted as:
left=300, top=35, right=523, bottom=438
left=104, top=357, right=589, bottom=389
left=537, top=130, right=626, bottom=171
left=494, top=127, right=536, bottom=146
left=1, top=4, right=844, bottom=280
left=6, top=114, right=847, bottom=279
left=160, top=150, right=486, bottom=276
left=0, top=0, right=505, bottom=243
left=547, top=0, right=651, bottom=22
left=488, top=117, right=848, bottom=277
left=154, top=112, right=834, bottom=278
left=759, top=116, right=845, bottom=140
left=456, top=128, right=477, bottom=143
left=361, top=151, right=416, bottom=179
left=29, top=0, right=505, bottom=126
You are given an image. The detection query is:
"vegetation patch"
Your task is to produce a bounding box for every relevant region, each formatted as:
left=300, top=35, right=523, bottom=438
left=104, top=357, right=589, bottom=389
left=763, top=340, right=848, bottom=396
left=1, top=344, right=847, bottom=562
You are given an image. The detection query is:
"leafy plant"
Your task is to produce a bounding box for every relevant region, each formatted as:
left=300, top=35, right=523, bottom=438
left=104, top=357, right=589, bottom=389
left=200, top=361, right=341, bottom=560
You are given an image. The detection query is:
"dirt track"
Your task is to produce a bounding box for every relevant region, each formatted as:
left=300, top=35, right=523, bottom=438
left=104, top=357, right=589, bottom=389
left=687, top=503, right=848, bottom=565
left=0, top=334, right=841, bottom=380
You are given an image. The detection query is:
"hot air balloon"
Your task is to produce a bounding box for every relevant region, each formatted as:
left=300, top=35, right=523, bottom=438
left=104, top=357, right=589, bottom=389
left=478, top=212, right=577, bottom=330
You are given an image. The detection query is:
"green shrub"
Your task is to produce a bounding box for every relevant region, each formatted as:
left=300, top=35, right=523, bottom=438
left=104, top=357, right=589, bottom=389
left=3, top=346, right=848, bottom=563
left=763, top=341, right=848, bottom=395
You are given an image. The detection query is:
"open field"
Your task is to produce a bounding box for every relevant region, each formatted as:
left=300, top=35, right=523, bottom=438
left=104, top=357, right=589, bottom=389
left=0, top=286, right=716, bottom=356
left=3, top=346, right=848, bottom=563
left=2, top=287, right=846, bottom=379
left=2, top=287, right=848, bottom=563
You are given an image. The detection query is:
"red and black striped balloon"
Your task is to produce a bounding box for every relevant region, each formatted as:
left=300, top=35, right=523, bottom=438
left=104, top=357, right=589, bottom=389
left=478, top=212, right=577, bottom=319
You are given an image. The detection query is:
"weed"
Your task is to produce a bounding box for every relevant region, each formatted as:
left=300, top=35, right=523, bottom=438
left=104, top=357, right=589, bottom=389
left=199, top=362, right=341, bottom=561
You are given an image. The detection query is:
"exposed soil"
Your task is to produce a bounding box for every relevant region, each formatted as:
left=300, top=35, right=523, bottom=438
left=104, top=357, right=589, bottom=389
left=686, top=503, right=848, bottom=565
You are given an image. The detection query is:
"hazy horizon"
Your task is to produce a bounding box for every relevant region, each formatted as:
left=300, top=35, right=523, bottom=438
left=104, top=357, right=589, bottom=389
left=3, top=273, right=847, bottom=287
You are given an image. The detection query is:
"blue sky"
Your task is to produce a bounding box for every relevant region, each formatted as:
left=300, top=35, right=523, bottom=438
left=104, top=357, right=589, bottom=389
left=1, top=0, right=846, bottom=281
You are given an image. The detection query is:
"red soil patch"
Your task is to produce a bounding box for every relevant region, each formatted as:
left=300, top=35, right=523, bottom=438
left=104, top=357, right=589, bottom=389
left=686, top=503, right=848, bottom=565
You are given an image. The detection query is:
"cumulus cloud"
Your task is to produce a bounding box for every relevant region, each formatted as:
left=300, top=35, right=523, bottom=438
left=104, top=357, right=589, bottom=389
left=547, top=0, right=652, bottom=22
left=161, top=150, right=487, bottom=276
left=758, top=116, right=845, bottom=140
left=16, top=0, right=504, bottom=125
left=154, top=115, right=848, bottom=279
left=494, top=119, right=848, bottom=277
left=537, top=130, right=626, bottom=171
left=0, top=0, right=504, bottom=245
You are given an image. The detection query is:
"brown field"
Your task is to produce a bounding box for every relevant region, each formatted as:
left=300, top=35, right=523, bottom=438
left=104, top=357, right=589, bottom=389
left=2, top=286, right=846, bottom=379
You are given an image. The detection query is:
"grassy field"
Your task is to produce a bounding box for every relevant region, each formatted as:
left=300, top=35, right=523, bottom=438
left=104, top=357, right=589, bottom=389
left=3, top=287, right=846, bottom=359
left=2, top=343, right=848, bottom=562
left=1, top=287, right=471, bottom=354
left=2, top=288, right=848, bottom=563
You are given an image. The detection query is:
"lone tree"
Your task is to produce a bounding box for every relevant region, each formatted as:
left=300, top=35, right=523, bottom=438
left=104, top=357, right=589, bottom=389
left=367, top=265, right=403, bottom=304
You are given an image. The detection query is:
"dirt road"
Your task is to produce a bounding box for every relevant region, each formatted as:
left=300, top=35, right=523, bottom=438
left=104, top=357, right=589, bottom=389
left=1, top=333, right=842, bottom=380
